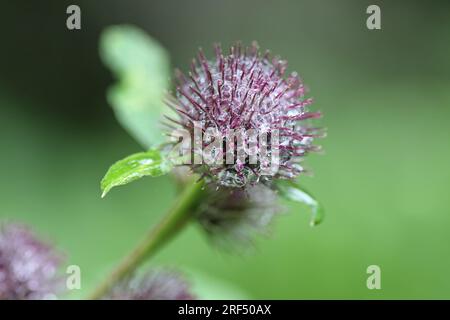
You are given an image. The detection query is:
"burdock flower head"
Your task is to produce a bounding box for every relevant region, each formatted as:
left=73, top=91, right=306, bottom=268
left=0, top=223, right=65, bottom=300
left=196, top=184, right=282, bottom=248
left=166, top=42, right=322, bottom=188
left=104, top=270, right=194, bottom=300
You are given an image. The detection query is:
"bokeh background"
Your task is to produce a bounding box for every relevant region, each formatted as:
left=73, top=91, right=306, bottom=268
left=1, top=0, right=450, bottom=299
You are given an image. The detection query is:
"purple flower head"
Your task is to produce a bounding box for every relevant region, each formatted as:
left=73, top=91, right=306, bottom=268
left=104, top=270, right=195, bottom=300
left=166, top=42, right=322, bottom=188
left=0, top=223, right=65, bottom=300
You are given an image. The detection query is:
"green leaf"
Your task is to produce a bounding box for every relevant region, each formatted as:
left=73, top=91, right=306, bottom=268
left=101, top=149, right=172, bottom=198
left=99, top=25, right=171, bottom=148
left=275, top=180, right=324, bottom=226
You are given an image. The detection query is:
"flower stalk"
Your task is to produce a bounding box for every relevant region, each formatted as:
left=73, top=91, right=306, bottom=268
left=89, top=179, right=204, bottom=300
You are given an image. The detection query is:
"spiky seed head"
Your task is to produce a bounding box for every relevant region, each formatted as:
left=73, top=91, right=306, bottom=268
left=104, top=270, right=195, bottom=300
left=0, top=223, right=65, bottom=300
left=195, top=184, right=282, bottom=248
left=166, top=42, right=322, bottom=188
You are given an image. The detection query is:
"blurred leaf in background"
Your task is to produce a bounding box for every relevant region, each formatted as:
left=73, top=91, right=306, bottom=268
left=100, top=25, right=171, bottom=149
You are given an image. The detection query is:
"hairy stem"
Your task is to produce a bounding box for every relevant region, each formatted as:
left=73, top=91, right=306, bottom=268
left=88, top=179, right=204, bottom=299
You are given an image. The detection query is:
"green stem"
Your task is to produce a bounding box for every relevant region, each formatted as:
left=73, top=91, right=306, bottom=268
left=88, top=179, right=204, bottom=300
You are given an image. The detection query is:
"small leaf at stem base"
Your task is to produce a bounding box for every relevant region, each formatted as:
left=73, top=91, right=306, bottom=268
left=101, top=149, right=172, bottom=197
left=275, top=180, right=324, bottom=226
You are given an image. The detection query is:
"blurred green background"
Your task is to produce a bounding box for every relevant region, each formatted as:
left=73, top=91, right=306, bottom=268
left=1, top=0, right=450, bottom=299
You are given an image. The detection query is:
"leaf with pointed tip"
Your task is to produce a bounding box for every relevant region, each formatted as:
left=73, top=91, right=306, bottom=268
left=100, top=25, right=171, bottom=148
left=101, top=149, right=172, bottom=198
left=275, top=180, right=324, bottom=226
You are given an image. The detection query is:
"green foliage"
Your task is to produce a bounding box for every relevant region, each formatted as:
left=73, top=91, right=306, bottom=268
left=275, top=180, right=324, bottom=226
left=100, top=25, right=171, bottom=148
left=101, top=149, right=172, bottom=198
